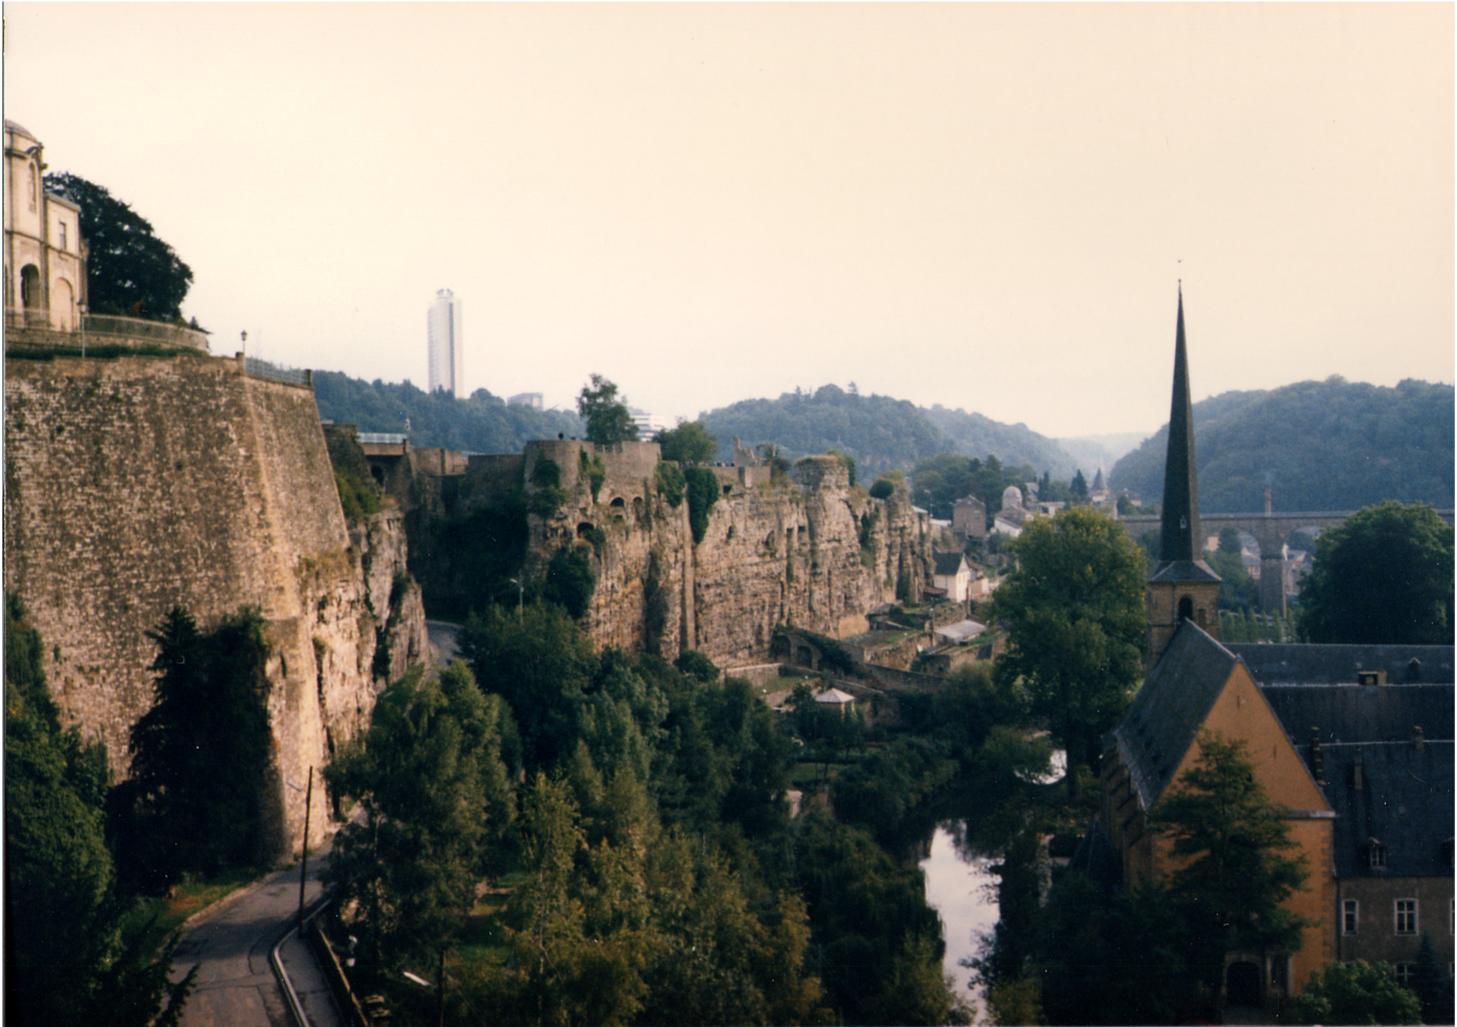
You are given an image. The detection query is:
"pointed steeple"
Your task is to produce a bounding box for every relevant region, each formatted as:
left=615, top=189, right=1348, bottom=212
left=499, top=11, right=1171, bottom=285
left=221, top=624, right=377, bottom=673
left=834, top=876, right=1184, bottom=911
left=1159, top=283, right=1200, bottom=562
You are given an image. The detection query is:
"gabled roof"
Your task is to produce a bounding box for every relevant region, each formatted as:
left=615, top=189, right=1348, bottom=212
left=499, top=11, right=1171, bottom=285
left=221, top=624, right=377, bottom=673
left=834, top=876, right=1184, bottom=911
left=1148, top=558, right=1222, bottom=584
left=1229, top=643, right=1454, bottom=687
left=815, top=688, right=856, bottom=704
left=1112, top=621, right=1239, bottom=808
left=932, top=551, right=968, bottom=576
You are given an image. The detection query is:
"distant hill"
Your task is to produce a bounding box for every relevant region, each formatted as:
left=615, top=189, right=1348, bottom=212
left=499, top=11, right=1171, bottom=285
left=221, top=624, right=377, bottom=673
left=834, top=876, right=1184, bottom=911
left=1110, top=377, right=1454, bottom=513
left=696, top=385, right=1079, bottom=479
left=313, top=371, right=582, bottom=454
left=1056, top=431, right=1150, bottom=477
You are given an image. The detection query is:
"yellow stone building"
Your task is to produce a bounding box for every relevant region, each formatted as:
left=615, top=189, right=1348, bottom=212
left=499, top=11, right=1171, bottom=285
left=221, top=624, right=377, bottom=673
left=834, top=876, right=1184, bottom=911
left=1100, top=289, right=1454, bottom=1013
left=4, top=120, right=86, bottom=331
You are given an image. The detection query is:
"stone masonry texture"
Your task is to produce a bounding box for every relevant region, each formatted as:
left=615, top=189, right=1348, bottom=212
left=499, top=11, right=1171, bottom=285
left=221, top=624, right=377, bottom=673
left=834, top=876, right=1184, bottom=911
left=4, top=350, right=426, bottom=852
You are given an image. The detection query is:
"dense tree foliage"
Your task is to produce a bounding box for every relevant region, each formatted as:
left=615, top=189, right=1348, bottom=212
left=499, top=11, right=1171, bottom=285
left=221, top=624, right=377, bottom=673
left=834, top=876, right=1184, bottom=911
left=313, top=370, right=581, bottom=453
left=1153, top=734, right=1309, bottom=1004
left=578, top=374, right=639, bottom=445
left=1290, top=961, right=1422, bottom=1025
left=1297, top=501, right=1454, bottom=644
left=44, top=172, right=194, bottom=320
left=991, top=508, right=1146, bottom=788
left=4, top=595, right=195, bottom=1025
left=1205, top=527, right=1260, bottom=611
left=655, top=420, right=716, bottom=464
left=909, top=452, right=1039, bottom=521
left=1110, top=377, right=1454, bottom=511
left=698, top=383, right=1077, bottom=478
left=683, top=465, right=720, bottom=543
left=326, top=663, right=515, bottom=974
left=543, top=544, right=597, bottom=619
left=111, top=607, right=284, bottom=891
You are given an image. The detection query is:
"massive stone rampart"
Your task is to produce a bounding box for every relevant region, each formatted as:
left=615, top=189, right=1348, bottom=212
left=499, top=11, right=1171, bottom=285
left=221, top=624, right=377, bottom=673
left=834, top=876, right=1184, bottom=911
left=517, top=441, right=932, bottom=665
left=4, top=349, right=425, bottom=851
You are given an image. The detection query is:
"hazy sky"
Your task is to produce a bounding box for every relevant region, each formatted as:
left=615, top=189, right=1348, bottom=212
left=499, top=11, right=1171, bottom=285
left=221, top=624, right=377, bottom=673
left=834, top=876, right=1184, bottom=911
left=5, top=3, right=1452, bottom=438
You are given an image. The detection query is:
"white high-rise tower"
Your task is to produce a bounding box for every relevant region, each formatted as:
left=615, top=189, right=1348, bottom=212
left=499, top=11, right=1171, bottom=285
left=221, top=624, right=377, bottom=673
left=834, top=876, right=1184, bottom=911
left=427, top=289, right=463, bottom=397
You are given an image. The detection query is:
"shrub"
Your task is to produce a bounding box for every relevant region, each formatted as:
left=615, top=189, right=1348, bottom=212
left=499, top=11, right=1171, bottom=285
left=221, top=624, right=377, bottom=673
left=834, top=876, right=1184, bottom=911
left=543, top=546, right=596, bottom=619
left=579, top=450, right=606, bottom=502
left=1290, top=961, right=1421, bottom=1025
left=335, top=469, right=380, bottom=523
left=674, top=650, right=720, bottom=683
left=684, top=466, right=720, bottom=544
left=868, top=477, right=896, bottom=500
left=527, top=486, right=567, bottom=519
left=656, top=461, right=686, bottom=508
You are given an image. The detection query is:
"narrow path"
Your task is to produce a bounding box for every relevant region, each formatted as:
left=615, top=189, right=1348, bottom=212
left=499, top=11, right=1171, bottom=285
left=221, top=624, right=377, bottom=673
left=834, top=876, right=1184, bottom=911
left=171, top=850, right=341, bottom=1027
left=427, top=618, right=462, bottom=665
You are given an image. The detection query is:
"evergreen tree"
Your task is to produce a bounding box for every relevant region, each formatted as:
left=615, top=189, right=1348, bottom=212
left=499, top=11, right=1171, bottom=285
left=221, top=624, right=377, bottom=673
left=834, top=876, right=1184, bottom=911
left=114, top=607, right=283, bottom=890
left=1152, top=734, right=1309, bottom=1006
left=4, top=594, right=195, bottom=1025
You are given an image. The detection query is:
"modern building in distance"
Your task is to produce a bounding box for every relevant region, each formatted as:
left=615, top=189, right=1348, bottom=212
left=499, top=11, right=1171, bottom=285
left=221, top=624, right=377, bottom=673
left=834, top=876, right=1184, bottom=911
left=629, top=406, right=669, bottom=439
left=507, top=392, right=544, bottom=410
left=4, top=121, right=86, bottom=331
left=427, top=288, right=462, bottom=398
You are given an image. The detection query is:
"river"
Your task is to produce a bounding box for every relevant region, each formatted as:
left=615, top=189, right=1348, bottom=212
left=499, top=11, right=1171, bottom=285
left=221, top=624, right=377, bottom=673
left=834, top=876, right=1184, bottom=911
left=920, top=750, right=1067, bottom=1022
left=920, top=824, right=998, bottom=1022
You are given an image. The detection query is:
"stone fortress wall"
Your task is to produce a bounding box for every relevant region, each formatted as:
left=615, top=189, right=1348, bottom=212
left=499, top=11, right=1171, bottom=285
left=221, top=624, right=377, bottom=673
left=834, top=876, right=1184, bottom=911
left=4, top=345, right=427, bottom=851
left=510, top=439, right=933, bottom=665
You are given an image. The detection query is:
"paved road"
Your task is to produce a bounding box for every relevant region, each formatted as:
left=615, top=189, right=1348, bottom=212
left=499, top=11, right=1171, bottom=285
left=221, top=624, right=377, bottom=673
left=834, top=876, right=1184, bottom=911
left=172, top=851, right=340, bottom=1027
left=427, top=618, right=462, bottom=665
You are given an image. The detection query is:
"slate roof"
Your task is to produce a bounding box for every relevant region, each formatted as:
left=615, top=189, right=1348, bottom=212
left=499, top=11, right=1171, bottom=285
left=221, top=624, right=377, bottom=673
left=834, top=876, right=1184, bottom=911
left=1260, top=682, right=1454, bottom=745
left=933, top=551, right=968, bottom=576
left=1112, top=621, right=1239, bottom=809
left=1148, top=558, right=1222, bottom=584
left=1228, top=643, right=1454, bottom=687
left=1297, top=739, right=1454, bottom=878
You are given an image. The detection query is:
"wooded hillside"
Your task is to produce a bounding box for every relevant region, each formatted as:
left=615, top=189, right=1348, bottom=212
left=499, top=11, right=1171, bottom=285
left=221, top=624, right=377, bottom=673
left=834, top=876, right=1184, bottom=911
left=1110, top=378, right=1454, bottom=512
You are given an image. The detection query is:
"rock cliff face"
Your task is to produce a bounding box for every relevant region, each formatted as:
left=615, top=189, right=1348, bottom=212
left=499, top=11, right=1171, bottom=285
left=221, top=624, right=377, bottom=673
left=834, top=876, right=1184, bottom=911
left=3, top=347, right=426, bottom=851
left=517, top=441, right=932, bottom=666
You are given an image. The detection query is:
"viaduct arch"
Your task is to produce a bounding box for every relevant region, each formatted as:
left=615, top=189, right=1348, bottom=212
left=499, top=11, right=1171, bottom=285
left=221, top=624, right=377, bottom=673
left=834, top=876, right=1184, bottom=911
left=1119, top=496, right=1455, bottom=614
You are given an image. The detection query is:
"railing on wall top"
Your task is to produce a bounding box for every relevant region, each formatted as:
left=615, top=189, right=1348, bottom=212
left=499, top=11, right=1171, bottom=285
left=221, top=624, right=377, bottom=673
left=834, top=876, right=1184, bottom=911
left=243, top=356, right=312, bottom=388
left=5, top=308, right=211, bottom=352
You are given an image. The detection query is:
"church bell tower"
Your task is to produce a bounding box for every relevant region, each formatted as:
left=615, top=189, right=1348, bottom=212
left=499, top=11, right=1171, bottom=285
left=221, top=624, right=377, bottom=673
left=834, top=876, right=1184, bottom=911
left=1146, top=285, right=1221, bottom=666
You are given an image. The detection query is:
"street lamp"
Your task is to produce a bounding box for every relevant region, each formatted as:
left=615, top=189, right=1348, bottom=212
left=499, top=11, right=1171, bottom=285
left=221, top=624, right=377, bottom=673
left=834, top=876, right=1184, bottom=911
left=284, top=767, right=314, bottom=931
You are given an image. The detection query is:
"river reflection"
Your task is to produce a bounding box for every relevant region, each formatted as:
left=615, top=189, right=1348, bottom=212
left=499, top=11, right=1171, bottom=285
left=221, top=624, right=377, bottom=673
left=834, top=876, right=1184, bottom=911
left=919, top=823, right=998, bottom=1022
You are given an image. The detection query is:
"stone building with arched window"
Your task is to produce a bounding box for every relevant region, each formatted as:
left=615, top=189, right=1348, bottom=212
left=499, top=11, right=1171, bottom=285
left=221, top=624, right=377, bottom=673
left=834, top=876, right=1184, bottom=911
left=5, top=120, right=86, bottom=331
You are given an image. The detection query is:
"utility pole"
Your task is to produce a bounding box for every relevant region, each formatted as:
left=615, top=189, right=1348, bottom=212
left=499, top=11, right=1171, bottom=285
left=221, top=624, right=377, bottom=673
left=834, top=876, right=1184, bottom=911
left=296, top=766, right=313, bottom=932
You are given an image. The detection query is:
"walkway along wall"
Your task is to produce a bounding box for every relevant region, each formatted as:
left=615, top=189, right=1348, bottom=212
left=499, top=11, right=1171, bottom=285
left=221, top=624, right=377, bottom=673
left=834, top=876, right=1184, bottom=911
left=4, top=347, right=427, bottom=852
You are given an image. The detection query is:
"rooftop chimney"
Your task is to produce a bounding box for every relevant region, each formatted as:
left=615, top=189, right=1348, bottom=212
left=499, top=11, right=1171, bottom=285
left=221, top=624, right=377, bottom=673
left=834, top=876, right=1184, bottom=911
left=1413, top=725, right=1426, bottom=752
left=1406, top=658, right=1423, bottom=683
left=1309, top=727, right=1325, bottom=784
left=1352, top=749, right=1364, bottom=791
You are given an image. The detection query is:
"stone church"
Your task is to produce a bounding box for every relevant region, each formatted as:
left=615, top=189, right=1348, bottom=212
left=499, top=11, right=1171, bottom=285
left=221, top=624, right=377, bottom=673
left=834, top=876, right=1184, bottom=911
left=1098, top=288, right=1453, bottom=1012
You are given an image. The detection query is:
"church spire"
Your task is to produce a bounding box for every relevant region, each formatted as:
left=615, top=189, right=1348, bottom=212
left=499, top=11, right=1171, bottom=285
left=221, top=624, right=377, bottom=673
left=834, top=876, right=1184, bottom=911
left=1159, top=283, right=1200, bottom=563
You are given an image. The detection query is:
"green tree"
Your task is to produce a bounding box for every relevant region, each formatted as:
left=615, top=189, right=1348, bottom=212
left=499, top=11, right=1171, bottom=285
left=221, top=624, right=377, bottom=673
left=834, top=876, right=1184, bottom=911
left=4, top=595, right=195, bottom=1026
left=577, top=374, right=639, bottom=445
left=543, top=544, right=596, bottom=619
left=684, top=465, right=720, bottom=544
left=326, top=662, right=512, bottom=976
left=1298, top=501, right=1454, bottom=644
left=655, top=421, right=717, bottom=464
left=113, top=607, right=283, bottom=891
left=990, top=507, right=1146, bottom=791
left=1412, top=932, right=1453, bottom=1025
left=1152, top=734, right=1309, bottom=1005
left=461, top=603, right=597, bottom=771
left=1290, top=961, right=1422, bottom=1025
left=1070, top=469, right=1089, bottom=501
left=44, top=172, right=194, bottom=320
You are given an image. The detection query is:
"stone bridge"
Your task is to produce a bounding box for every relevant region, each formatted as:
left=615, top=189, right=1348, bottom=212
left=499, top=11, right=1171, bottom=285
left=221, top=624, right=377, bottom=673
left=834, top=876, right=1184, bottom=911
left=1120, top=495, right=1455, bottom=614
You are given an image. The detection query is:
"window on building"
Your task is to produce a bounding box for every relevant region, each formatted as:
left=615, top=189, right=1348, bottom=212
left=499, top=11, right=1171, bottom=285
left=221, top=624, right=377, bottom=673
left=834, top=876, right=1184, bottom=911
left=1395, top=899, right=1419, bottom=935
left=1394, top=962, right=1415, bottom=988
left=58, top=222, right=67, bottom=249
left=1369, top=841, right=1388, bottom=868
left=1342, top=899, right=1359, bottom=935
left=27, top=165, right=36, bottom=211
